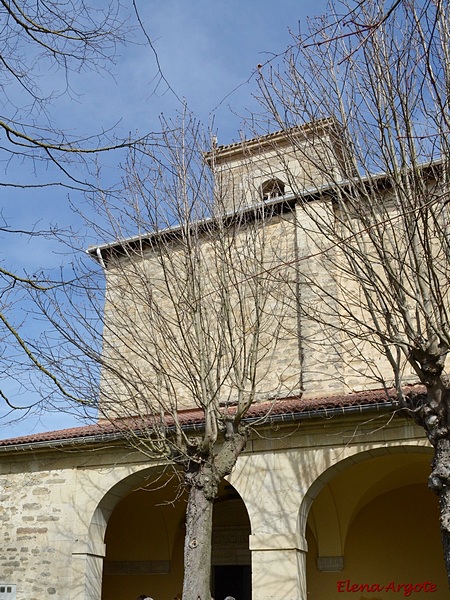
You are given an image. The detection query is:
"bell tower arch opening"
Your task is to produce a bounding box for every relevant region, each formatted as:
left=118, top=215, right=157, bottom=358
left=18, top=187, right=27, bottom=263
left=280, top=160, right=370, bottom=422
left=260, top=178, right=286, bottom=201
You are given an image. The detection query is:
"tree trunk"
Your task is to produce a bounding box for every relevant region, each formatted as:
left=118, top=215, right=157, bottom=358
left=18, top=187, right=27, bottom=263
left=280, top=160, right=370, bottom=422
left=440, top=484, right=450, bottom=588
left=182, top=468, right=214, bottom=600
left=429, top=436, right=450, bottom=588
left=181, top=432, right=248, bottom=600
left=410, top=377, right=450, bottom=586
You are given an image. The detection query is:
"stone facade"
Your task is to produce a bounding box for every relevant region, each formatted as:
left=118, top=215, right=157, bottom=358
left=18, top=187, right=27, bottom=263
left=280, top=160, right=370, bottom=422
left=97, top=120, right=411, bottom=423
left=99, top=210, right=302, bottom=419
left=0, top=407, right=444, bottom=600
left=0, top=123, right=444, bottom=599
left=205, top=118, right=354, bottom=213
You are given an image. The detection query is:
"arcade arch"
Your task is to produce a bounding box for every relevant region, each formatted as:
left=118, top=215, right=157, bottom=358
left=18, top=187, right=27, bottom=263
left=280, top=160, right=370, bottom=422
left=301, top=446, right=447, bottom=599
left=85, top=467, right=250, bottom=600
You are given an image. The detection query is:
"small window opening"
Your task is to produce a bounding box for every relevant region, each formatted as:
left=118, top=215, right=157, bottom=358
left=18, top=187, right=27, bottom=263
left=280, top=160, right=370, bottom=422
left=0, top=584, right=16, bottom=600
left=261, top=178, right=285, bottom=201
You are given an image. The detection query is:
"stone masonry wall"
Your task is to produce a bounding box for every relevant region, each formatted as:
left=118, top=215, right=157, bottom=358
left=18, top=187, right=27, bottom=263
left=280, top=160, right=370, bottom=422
left=0, top=446, right=157, bottom=600
left=100, top=200, right=413, bottom=418
left=0, top=414, right=431, bottom=600
left=99, top=211, right=302, bottom=419
left=0, top=460, right=72, bottom=599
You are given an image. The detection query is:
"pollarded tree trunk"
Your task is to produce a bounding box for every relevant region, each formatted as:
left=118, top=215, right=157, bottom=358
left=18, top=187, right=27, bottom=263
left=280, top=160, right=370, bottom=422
left=429, top=436, right=450, bottom=587
left=414, top=377, right=450, bottom=588
left=182, top=431, right=248, bottom=600
left=182, top=470, right=215, bottom=600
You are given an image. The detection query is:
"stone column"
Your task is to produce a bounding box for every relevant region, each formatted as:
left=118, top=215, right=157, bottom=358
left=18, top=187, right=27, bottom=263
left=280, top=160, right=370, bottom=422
left=249, top=533, right=308, bottom=600
left=71, top=540, right=106, bottom=600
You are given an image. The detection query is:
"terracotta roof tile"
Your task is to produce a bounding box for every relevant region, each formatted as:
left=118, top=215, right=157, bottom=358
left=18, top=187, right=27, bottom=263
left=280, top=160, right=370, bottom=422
left=0, top=385, right=424, bottom=449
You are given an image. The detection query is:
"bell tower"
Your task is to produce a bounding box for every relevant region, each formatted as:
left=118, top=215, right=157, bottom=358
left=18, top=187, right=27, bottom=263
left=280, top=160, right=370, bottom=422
left=205, top=118, right=354, bottom=213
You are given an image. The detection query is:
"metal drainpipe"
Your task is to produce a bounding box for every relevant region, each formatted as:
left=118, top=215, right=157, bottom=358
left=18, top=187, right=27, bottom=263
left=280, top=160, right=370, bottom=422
left=96, top=247, right=106, bottom=269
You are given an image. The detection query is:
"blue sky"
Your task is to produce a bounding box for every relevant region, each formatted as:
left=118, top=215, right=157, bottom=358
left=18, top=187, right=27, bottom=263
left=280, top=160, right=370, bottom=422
left=1, top=0, right=329, bottom=439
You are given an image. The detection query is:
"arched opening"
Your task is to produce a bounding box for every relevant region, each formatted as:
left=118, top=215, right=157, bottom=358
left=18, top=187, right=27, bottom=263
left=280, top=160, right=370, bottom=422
left=260, top=178, right=285, bottom=201
left=301, top=447, right=447, bottom=599
left=101, top=469, right=186, bottom=600
left=212, top=481, right=252, bottom=600
left=94, top=470, right=250, bottom=600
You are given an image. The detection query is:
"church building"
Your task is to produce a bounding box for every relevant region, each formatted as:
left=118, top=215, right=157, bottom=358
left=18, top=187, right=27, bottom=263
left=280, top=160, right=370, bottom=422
left=0, top=120, right=445, bottom=600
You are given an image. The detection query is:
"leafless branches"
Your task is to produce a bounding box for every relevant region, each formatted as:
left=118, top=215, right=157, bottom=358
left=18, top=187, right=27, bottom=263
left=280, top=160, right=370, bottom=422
left=0, top=0, right=149, bottom=191
left=256, top=0, right=450, bottom=582
left=22, top=111, right=301, bottom=599
left=0, top=1, right=153, bottom=420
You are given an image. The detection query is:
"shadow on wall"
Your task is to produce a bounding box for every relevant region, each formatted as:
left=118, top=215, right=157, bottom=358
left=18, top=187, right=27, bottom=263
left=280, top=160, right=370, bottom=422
left=305, top=450, right=446, bottom=600
left=99, top=471, right=251, bottom=600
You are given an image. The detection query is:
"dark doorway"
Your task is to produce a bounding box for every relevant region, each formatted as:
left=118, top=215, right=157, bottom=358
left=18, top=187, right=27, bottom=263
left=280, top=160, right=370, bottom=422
left=213, top=565, right=251, bottom=600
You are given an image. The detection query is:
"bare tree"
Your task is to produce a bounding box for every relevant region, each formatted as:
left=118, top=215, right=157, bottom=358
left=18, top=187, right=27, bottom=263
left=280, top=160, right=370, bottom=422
left=0, top=1, right=154, bottom=418
left=33, top=112, right=300, bottom=600
left=0, top=0, right=137, bottom=185
left=255, top=0, right=450, bottom=585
